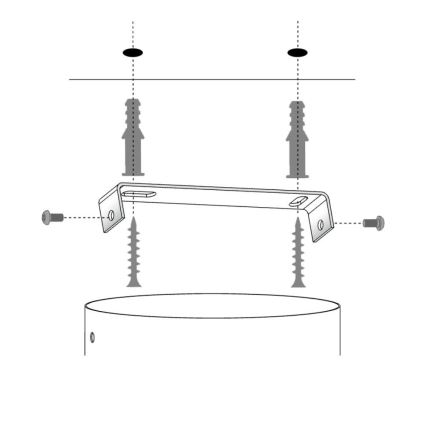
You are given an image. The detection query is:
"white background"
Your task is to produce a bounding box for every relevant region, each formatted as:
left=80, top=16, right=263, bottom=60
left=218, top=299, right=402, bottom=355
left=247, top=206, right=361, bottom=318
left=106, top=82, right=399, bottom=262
left=1, top=0, right=425, bottom=424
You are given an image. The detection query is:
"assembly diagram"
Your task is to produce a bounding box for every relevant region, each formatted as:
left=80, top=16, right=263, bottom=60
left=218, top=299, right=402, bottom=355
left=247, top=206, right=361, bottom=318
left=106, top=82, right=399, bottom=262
left=42, top=21, right=385, bottom=357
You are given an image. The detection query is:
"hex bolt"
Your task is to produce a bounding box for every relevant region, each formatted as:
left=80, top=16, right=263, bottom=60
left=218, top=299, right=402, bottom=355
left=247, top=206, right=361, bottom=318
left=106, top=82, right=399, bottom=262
left=42, top=210, right=64, bottom=225
left=363, top=215, right=385, bottom=231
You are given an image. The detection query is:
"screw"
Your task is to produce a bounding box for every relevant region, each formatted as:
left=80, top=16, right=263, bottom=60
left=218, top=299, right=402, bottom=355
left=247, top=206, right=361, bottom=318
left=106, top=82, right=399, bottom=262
left=291, top=217, right=306, bottom=288
left=127, top=217, right=141, bottom=287
left=363, top=215, right=385, bottom=231
left=42, top=210, right=64, bottom=225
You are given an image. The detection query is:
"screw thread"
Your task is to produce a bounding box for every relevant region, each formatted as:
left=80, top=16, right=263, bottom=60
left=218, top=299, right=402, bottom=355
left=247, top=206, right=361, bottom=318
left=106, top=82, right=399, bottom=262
left=50, top=213, right=64, bottom=222
left=363, top=219, right=377, bottom=228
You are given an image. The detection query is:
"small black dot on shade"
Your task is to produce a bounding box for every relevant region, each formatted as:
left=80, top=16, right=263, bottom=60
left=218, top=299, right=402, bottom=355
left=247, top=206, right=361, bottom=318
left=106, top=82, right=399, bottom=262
left=123, top=48, right=143, bottom=58
left=288, top=48, right=308, bottom=58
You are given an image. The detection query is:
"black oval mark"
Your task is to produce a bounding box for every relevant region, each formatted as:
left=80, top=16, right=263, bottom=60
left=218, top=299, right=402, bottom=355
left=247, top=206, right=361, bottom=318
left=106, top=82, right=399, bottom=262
left=123, top=48, right=143, bottom=58
left=287, top=48, right=308, bottom=58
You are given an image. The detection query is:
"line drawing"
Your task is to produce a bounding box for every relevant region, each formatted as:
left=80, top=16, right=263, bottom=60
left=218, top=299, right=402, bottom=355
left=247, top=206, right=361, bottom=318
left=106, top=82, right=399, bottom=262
left=39, top=24, right=388, bottom=360
left=98, top=182, right=335, bottom=242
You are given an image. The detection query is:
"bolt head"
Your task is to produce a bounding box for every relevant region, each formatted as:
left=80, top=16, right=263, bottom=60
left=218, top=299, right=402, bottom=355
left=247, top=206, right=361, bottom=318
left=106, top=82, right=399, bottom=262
left=376, top=215, right=385, bottom=231
left=42, top=210, right=51, bottom=225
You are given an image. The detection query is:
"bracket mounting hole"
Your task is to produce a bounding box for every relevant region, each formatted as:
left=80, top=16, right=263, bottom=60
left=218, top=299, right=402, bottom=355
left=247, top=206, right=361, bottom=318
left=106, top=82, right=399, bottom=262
left=289, top=196, right=308, bottom=208
left=317, top=220, right=324, bottom=231
left=108, top=210, right=115, bottom=221
left=90, top=332, right=95, bottom=343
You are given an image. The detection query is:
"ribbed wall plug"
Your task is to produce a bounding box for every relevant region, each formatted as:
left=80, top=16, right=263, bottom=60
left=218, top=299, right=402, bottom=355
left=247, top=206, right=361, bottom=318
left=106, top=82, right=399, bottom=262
left=286, top=101, right=308, bottom=179
left=122, top=98, right=144, bottom=177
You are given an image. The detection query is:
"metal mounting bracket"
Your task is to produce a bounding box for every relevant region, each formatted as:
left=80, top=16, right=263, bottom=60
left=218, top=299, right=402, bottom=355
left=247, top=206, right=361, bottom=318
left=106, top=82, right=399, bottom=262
left=98, top=183, right=334, bottom=242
